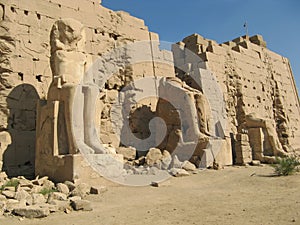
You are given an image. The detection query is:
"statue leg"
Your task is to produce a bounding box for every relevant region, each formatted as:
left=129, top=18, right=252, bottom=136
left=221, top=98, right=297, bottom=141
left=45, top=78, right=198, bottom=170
left=264, top=120, right=287, bottom=157
left=62, top=85, right=80, bottom=154
left=83, top=85, right=107, bottom=154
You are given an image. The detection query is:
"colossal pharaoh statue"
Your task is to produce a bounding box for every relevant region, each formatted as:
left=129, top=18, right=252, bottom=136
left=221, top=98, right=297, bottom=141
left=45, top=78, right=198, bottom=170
left=37, top=18, right=107, bottom=156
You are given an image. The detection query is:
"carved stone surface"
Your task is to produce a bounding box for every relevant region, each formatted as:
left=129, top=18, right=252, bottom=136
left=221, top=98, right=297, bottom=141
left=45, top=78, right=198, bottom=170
left=0, top=0, right=299, bottom=181
left=173, top=33, right=300, bottom=164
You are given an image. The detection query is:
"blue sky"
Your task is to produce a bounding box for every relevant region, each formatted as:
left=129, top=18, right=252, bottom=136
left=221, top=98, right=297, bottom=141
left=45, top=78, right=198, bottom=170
left=102, top=0, right=300, bottom=93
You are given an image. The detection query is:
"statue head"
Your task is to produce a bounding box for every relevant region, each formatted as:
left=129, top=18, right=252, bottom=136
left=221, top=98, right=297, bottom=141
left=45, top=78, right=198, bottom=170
left=50, top=18, right=85, bottom=53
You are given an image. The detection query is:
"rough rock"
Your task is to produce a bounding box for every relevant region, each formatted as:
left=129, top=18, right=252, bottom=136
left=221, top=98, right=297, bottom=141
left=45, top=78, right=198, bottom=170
left=170, top=155, right=183, bottom=169
left=13, top=206, right=50, bottom=218
left=42, top=180, right=55, bottom=190
left=148, top=167, right=160, bottom=175
left=48, top=192, right=67, bottom=201
left=56, top=183, right=70, bottom=195
left=6, top=199, right=25, bottom=212
left=71, top=199, right=92, bottom=211
left=182, top=161, right=197, bottom=171
left=18, top=178, right=33, bottom=188
left=32, top=177, right=49, bottom=186
left=30, top=185, right=43, bottom=194
left=169, top=168, right=190, bottom=177
left=0, top=194, right=6, bottom=201
left=2, top=190, right=15, bottom=199
left=90, top=186, right=107, bottom=195
left=0, top=172, right=8, bottom=181
left=64, top=181, right=76, bottom=192
left=48, top=200, right=71, bottom=212
left=134, top=156, right=146, bottom=166
left=161, top=150, right=172, bottom=170
left=117, top=146, right=137, bottom=160
left=71, top=183, right=90, bottom=198
left=32, top=193, right=46, bottom=205
left=250, top=160, right=261, bottom=166
left=15, top=190, right=33, bottom=205
left=150, top=181, right=159, bottom=187
left=146, top=148, right=163, bottom=166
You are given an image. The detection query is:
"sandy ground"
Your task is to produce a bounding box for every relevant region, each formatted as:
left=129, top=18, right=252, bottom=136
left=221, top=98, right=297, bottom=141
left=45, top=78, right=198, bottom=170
left=1, top=165, right=300, bottom=225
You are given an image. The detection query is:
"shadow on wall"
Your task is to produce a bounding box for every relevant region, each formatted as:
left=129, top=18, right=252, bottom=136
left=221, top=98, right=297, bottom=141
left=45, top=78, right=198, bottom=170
left=2, top=84, right=40, bottom=178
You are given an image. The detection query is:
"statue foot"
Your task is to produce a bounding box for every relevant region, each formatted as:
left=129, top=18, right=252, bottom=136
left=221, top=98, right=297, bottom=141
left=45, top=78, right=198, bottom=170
left=77, top=142, right=95, bottom=154
left=88, top=142, right=108, bottom=154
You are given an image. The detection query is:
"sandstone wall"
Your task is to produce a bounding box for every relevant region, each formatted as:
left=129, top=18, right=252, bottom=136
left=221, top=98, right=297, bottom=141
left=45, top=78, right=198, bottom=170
left=0, top=0, right=174, bottom=177
left=173, top=33, right=300, bottom=163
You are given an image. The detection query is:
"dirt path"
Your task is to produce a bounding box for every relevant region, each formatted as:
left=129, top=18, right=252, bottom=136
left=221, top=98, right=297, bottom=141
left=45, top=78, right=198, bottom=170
left=1, top=165, right=300, bottom=225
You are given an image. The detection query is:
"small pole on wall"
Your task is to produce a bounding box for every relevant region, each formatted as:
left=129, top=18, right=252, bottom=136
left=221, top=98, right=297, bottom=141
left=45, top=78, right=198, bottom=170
left=243, top=21, right=249, bottom=36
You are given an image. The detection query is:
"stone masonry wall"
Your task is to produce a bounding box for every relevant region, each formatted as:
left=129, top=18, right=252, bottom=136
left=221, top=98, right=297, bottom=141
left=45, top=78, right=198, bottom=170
left=0, top=0, right=174, bottom=177
left=173, top=34, right=300, bottom=163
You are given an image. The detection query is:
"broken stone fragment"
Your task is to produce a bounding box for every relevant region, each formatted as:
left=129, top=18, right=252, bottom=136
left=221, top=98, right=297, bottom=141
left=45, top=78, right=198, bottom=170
left=42, top=180, right=55, bottom=190
left=169, top=168, right=190, bottom=177
left=70, top=183, right=90, bottom=198
left=48, top=200, right=71, bottom=212
left=6, top=199, right=25, bottom=212
left=15, top=189, right=33, bottom=206
left=170, top=155, right=183, bottom=169
left=161, top=150, right=172, bottom=170
left=150, top=181, right=159, bottom=187
left=2, top=190, right=15, bottom=199
left=48, top=192, right=68, bottom=201
left=146, top=148, right=163, bottom=166
left=30, top=185, right=43, bottom=194
left=116, top=146, right=136, bottom=160
left=0, top=201, right=5, bottom=215
left=13, top=206, right=50, bottom=218
left=134, top=156, right=146, bottom=166
left=56, top=183, right=70, bottom=195
left=250, top=160, right=261, bottom=166
left=181, top=161, right=197, bottom=171
left=32, top=176, right=49, bottom=186
left=90, top=186, right=107, bottom=195
left=71, top=199, right=92, bottom=211
left=18, top=178, right=33, bottom=188
left=0, top=194, right=6, bottom=201
left=32, top=193, right=46, bottom=205
left=64, top=181, right=76, bottom=192
left=148, top=167, right=160, bottom=175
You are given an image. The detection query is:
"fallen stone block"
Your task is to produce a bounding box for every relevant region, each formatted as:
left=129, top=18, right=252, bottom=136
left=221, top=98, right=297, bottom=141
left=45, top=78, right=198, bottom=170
left=169, top=168, right=190, bottom=177
left=181, top=161, right=197, bottom=171
left=18, top=179, right=34, bottom=189
left=13, top=206, right=50, bottom=218
left=116, top=146, right=136, bottom=160
left=48, top=200, right=71, bottom=212
left=48, top=192, right=68, bottom=201
left=6, top=199, right=25, bottom=212
left=71, top=183, right=90, bottom=198
left=56, top=183, right=70, bottom=195
left=64, top=181, right=76, bottom=192
left=2, top=190, right=15, bottom=199
left=15, top=189, right=33, bottom=205
left=161, top=150, right=172, bottom=170
left=32, top=176, right=49, bottom=186
left=32, top=193, right=46, bottom=205
left=146, top=148, right=163, bottom=166
left=90, top=186, right=107, bottom=195
left=0, top=172, right=8, bottom=181
left=71, top=199, right=92, bottom=211
left=170, top=155, right=183, bottom=169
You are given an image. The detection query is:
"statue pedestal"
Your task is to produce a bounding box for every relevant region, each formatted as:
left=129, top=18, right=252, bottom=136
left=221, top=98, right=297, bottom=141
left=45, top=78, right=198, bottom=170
left=35, top=100, right=123, bottom=185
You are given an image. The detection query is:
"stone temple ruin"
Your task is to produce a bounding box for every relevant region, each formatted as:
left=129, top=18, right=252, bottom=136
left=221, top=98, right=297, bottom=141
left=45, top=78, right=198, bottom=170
left=0, top=0, right=299, bottom=184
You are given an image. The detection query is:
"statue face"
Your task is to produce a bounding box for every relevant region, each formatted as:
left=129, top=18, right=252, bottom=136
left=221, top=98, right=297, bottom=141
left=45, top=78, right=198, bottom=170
left=58, top=20, right=83, bottom=45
